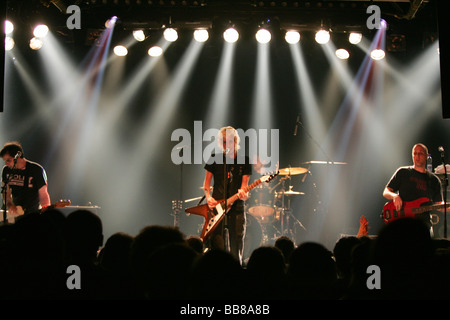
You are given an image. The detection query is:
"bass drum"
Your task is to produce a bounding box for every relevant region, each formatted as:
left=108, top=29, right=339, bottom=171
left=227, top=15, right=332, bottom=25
left=243, top=214, right=262, bottom=262
left=247, top=184, right=275, bottom=222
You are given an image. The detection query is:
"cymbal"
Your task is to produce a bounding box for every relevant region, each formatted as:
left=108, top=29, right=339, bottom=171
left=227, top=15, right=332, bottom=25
left=302, top=160, right=347, bottom=165
left=275, top=190, right=305, bottom=196
left=184, top=196, right=203, bottom=203
left=278, top=167, right=308, bottom=175
left=283, top=190, right=305, bottom=195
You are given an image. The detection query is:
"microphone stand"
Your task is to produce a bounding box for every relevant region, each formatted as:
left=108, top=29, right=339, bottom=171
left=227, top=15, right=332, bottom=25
left=440, top=149, right=448, bottom=238
left=294, top=115, right=335, bottom=165
left=223, top=152, right=230, bottom=253
left=1, top=158, right=18, bottom=224
left=293, top=116, right=334, bottom=217
left=1, top=177, right=9, bottom=224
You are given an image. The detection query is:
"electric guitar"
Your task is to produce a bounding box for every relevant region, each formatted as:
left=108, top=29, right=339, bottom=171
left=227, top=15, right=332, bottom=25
left=1, top=199, right=71, bottom=223
left=381, top=197, right=450, bottom=225
left=185, top=172, right=279, bottom=240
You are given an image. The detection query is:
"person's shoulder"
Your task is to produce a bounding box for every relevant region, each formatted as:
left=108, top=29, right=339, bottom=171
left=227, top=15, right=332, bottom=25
left=396, top=166, right=413, bottom=173
left=26, top=160, right=45, bottom=171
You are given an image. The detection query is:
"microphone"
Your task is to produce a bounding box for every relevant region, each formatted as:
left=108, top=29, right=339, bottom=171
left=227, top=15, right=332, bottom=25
left=439, top=146, right=445, bottom=161
left=293, top=114, right=301, bottom=136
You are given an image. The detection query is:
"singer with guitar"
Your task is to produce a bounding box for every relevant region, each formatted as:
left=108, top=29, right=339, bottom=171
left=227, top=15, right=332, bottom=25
left=203, top=126, right=252, bottom=264
left=382, top=143, right=443, bottom=234
left=1, top=141, right=51, bottom=221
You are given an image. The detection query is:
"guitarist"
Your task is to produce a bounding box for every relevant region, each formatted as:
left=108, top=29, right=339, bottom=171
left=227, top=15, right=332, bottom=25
left=1, top=141, right=51, bottom=220
left=203, top=126, right=252, bottom=264
left=383, top=143, right=442, bottom=233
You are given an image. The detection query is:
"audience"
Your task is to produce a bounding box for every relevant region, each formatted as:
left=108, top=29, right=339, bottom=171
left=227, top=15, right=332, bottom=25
left=1, top=209, right=450, bottom=300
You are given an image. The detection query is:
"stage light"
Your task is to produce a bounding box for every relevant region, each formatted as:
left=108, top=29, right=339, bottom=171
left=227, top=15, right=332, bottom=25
left=105, top=16, right=118, bottom=29
left=113, top=45, right=128, bottom=56
left=5, top=36, right=14, bottom=51
left=5, top=20, right=14, bottom=35
left=315, top=29, right=330, bottom=44
left=133, top=30, right=146, bottom=42
left=223, top=27, right=239, bottom=43
left=193, top=29, right=209, bottom=42
left=335, top=48, right=350, bottom=60
left=33, top=24, right=49, bottom=38
left=255, top=28, right=271, bottom=44
left=349, top=32, right=362, bottom=44
left=29, top=37, right=43, bottom=50
left=285, top=30, right=300, bottom=44
left=370, top=49, right=385, bottom=60
left=163, top=28, right=178, bottom=42
left=148, top=46, right=163, bottom=57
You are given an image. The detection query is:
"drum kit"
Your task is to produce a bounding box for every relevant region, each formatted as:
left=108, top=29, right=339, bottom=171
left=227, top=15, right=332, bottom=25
left=245, top=165, right=308, bottom=246
left=181, top=160, right=347, bottom=252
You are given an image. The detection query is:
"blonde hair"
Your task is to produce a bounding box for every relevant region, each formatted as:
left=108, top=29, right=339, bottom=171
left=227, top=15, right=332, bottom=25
left=218, top=126, right=241, bottom=151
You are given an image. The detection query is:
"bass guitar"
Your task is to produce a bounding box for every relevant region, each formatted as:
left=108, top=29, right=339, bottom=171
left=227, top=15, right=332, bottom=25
left=381, top=197, right=450, bottom=224
left=185, top=172, right=279, bottom=240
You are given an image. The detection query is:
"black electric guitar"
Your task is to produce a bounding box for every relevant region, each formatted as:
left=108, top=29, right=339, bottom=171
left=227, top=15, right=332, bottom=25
left=185, top=172, right=279, bottom=240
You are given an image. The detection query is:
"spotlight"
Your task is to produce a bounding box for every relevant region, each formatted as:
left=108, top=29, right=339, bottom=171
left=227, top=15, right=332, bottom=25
left=285, top=30, right=300, bottom=44
left=193, top=29, right=209, bottom=42
left=255, top=28, right=271, bottom=44
left=370, top=49, right=385, bottom=60
left=163, top=28, right=178, bottom=42
left=113, top=45, right=128, bottom=56
left=349, top=32, right=362, bottom=44
left=148, top=46, right=163, bottom=57
left=105, top=16, right=118, bottom=29
left=33, top=24, right=49, bottom=38
left=223, top=27, right=239, bottom=43
left=29, top=37, right=44, bottom=50
left=133, top=30, right=146, bottom=42
left=5, top=20, right=14, bottom=35
left=315, top=29, right=330, bottom=44
left=335, top=48, right=350, bottom=60
left=5, top=36, right=14, bottom=51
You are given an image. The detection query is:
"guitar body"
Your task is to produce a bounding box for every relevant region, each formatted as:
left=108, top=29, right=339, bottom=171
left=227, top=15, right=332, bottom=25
left=1, top=199, right=71, bottom=224
left=186, top=172, right=279, bottom=240
left=185, top=200, right=229, bottom=240
left=381, top=197, right=432, bottom=224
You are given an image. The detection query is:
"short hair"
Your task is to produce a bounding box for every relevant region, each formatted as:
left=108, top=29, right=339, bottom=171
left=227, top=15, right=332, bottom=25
left=0, top=141, right=24, bottom=158
left=412, top=143, right=428, bottom=156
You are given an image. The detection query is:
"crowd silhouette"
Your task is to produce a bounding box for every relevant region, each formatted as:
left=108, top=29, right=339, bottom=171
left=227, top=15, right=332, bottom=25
left=1, top=208, right=450, bottom=300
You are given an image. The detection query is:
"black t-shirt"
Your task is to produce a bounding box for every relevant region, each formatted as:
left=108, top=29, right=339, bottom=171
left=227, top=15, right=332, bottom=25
left=386, top=166, right=442, bottom=203
left=204, top=153, right=252, bottom=203
left=2, top=160, right=48, bottom=214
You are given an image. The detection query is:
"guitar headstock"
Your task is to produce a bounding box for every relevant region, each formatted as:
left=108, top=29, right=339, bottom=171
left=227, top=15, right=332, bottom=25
left=261, top=171, right=279, bottom=183
left=54, top=199, right=71, bottom=208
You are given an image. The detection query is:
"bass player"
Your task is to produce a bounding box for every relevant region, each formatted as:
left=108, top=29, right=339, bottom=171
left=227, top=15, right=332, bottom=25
left=383, top=143, right=443, bottom=234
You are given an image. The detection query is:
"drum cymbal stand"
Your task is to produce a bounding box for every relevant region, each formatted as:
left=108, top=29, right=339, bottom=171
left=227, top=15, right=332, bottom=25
left=277, top=175, right=291, bottom=237
left=276, top=175, right=307, bottom=241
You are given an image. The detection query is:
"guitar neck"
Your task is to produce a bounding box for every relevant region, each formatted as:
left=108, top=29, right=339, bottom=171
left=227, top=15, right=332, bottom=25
left=413, top=202, right=450, bottom=214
